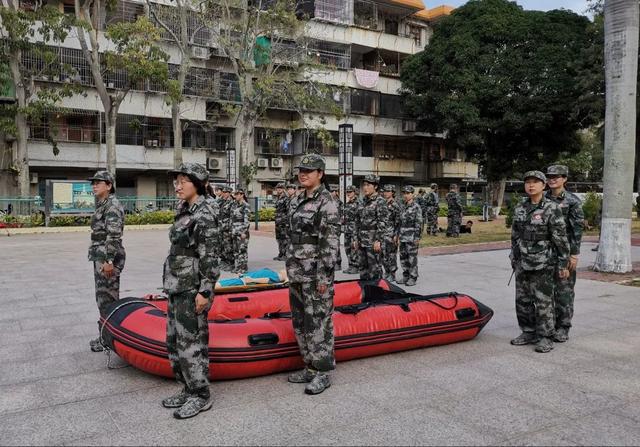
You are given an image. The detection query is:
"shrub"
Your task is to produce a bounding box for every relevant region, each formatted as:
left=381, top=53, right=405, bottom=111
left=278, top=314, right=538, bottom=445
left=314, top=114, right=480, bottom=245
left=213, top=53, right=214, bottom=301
left=582, top=192, right=602, bottom=228
left=505, top=194, right=524, bottom=228
left=125, top=210, right=174, bottom=225
left=49, top=216, right=91, bottom=227
left=257, top=207, right=275, bottom=222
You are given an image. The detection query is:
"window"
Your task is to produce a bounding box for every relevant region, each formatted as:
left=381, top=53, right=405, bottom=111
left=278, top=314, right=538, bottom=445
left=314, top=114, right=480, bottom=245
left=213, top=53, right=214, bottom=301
left=379, top=94, right=402, bottom=118
left=429, top=143, right=442, bottom=161
left=445, top=147, right=458, bottom=160
left=350, top=89, right=379, bottom=115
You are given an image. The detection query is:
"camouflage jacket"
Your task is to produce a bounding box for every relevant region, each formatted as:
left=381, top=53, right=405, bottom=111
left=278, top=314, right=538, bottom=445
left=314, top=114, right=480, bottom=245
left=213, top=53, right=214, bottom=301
left=88, top=194, right=125, bottom=263
left=446, top=192, right=463, bottom=214
left=334, top=197, right=344, bottom=235
left=425, top=191, right=440, bottom=211
left=545, top=190, right=584, bottom=256
left=163, top=195, right=220, bottom=296
left=344, top=197, right=361, bottom=235
left=510, top=196, right=570, bottom=271
left=286, top=185, right=340, bottom=284
left=415, top=195, right=428, bottom=217
left=220, top=198, right=233, bottom=229
left=356, top=192, right=389, bottom=247
left=385, top=199, right=402, bottom=240
left=399, top=200, right=423, bottom=243
left=275, top=193, right=289, bottom=226
left=231, top=201, right=250, bottom=236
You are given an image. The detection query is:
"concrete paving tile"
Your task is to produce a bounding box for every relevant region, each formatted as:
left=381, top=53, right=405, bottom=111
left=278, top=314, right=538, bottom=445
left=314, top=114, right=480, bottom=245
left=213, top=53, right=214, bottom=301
left=0, top=400, right=116, bottom=446
left=0, top=354, right=83, bottom=386
left=21, top=311, right=97, bottom=331
left=498, top=428, right=578, bottom=446
left=0, top=343, right=34, bottom=364
left=0, top=327, right=58, bottom=348
left=0, top=307, right=45, bottom=323
left=0, top=382, right=49, bottom=415
left=557, top=367, right=640, bottom=401
left=554, top=410, right=640, bottom=446
left=610, top=400, right=640, bottom=423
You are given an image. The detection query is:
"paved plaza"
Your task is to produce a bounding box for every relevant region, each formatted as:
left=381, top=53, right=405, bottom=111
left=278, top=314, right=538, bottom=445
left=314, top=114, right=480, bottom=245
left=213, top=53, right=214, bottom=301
left=1, top=229, right=639, bottom=446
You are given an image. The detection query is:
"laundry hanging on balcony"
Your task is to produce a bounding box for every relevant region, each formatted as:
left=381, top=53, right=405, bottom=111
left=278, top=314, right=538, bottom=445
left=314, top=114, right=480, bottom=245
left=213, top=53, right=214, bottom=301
left=354, top=68, right=379, bottom=89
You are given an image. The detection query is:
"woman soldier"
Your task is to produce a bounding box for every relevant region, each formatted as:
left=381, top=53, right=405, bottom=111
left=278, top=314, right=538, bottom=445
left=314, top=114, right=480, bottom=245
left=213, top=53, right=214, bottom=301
left=86, top=171, right=125, bottom=352
left=397, top=185, right=423, bottom=286
left=161, top=163, right=220, bottom=419
left=231, top=187, right=250, bottom=274
left=286, top=154, right=340, bottom=395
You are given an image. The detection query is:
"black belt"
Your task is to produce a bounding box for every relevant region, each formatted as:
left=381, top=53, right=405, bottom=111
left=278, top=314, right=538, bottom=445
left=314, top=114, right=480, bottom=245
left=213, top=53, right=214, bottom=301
left=291, top=234, right=318, bottom=245
left=91, top=233, right=107, bottom=241
left=521, top=232, right=548, bottom=242
left=170, top=247, right=197, bottom=257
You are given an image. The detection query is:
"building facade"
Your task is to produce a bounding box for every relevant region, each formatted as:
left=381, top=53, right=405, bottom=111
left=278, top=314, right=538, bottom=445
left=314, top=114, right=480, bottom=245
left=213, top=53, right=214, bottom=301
left=0, top=0, right=478, bottom=199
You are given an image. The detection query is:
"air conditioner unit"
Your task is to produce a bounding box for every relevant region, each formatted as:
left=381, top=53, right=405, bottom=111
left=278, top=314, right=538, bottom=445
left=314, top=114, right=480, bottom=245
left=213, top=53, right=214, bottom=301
left=257, top=158, right=269, bottom=168
left=191, top=46, right=211, bottom=60
left=402, top=120, right=417, bottom=132
left=107, top=82, right=115, bottom=89
left=207, top=157, right=222, bottom=170
left=270, top=157, right=283, bottom=168
left=30, top=172, right=38, bottom=184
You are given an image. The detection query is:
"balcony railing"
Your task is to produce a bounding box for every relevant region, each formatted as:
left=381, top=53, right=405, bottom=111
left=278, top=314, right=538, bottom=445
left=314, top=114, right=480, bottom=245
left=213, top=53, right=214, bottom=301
left=29, top=125, right=100, bottom=143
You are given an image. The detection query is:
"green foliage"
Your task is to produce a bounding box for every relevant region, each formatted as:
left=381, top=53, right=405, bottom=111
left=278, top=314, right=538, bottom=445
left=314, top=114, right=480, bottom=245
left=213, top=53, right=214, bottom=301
left=124, top=210, right=175, bottom=225
left=400, top=0, right=604, bottom=181
left=49, top=216, right=91, bottom=227
left=582, top=191, right=602, bottom=228
left=554, top=128, right=604, bottom=182
left=257, top=207, right=275, bottom=221
left=505, top=194, right=524, bottom=228
left=240, top=162, right=258, bottom=189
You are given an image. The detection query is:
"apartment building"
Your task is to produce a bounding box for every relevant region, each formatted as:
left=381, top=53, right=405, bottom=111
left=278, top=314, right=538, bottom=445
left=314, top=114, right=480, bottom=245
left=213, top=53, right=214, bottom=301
left=0, top=0, right=478, bottom=198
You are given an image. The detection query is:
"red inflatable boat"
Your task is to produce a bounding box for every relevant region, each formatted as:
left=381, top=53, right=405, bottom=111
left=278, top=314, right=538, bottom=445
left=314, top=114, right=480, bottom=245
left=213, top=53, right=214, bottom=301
left=100, top=280, right=493, bottom=380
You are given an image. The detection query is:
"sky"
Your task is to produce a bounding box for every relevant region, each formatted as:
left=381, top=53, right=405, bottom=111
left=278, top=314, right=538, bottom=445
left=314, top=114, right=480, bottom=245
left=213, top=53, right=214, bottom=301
left=439, top=0, right=592, bottom=16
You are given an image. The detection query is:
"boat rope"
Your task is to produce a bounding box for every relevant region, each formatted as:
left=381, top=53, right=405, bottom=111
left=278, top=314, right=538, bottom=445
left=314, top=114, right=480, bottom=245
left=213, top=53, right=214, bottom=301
left=99, top=299, right=163, bottom=370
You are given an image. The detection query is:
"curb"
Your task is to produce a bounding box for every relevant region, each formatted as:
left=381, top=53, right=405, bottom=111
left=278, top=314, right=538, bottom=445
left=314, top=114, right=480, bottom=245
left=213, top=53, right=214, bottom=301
left=2, top=224, right=172, bottom=237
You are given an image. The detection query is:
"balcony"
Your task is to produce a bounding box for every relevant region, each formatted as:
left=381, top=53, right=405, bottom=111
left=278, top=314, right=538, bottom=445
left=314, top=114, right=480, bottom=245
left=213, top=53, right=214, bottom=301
left=429, top=161, right=479, bottom=179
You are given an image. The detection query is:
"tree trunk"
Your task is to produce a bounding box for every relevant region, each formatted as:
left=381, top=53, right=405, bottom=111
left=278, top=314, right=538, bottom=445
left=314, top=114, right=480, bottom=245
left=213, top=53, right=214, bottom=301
left=487, top=178, right=506, bottom=219
left=172, top=102, right=183, bottom=168
left=8, top=50, right=30, bottom=196
left=104, top=107, right=118, bottom=181
left=593, top=0, right=639, bottom=273
left=238, top=111, right=255, bottom=188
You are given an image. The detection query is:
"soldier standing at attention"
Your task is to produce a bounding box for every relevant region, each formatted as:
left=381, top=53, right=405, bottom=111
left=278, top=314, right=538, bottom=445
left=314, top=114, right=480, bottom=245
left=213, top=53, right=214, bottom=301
left=397, top=185, right=423, bottom=286
left=446, top=184, right=463, bottom=237
left=353, top=175, right=389, bottom=281
left=329, top=185, right=344, bottom=271
left=381, top=184, right=401, bottom=282
left=220, top=186, right=234, bottom=271
left=342, top=184, right=361, bottom=274
left=545, top=165, right=584, bottom=343
left=162, top=163, right=220, bottom=419
left=426, top=183, right=440, bottom=236
left=274, top=183, right=288, bottom=261
left=415, top=189, right=427, bottom=233
left=284, top=183, right=297, bottom=252
left=510, top=171, right=569, bottom=353
left=286, top=154, right=340, bottom=395
left=87, top=171, right=125, bottom=352
left=231, top=188, right=250, bottom=274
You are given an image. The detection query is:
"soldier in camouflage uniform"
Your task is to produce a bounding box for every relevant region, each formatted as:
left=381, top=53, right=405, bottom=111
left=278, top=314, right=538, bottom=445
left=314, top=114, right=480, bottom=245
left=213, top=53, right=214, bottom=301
left=329, top=185, right=344, bottom=270
left=426, top=183, right=440, bottom=235
left=510, top=171, right=570, bottom=353
left=286, top=154, right=340, bottom=395
left=274, top=183, right=289, bottom=261
left=397, top=185, right=423, bottom=286
left=446, top=184, right=463, bottom=237
left=162, top=163, right=220, bottom=419
left=231, top=188, right=251, bottom=274
left=343, top=184, right=361, bottom=274
left=353, top=175, right=389, bottom=281
left=382, top=184, right=401, bottom=282
left=415, top=189, right=428, bottom=233
left=545, top=165, right=584, bottom=343
left=220, top=186, right=234, bottom=270
left=87, top=171, right=125, bottom=352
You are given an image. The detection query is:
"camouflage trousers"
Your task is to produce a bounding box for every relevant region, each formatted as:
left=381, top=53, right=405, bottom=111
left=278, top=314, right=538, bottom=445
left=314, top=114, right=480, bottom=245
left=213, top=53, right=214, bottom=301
left=233, top=233, right=249, bottom=272
left=92, top=254, right=125, bottom=317
left=382, top=239, right=398, bottom=277
left=166, top=290, right=211, bottom=399
left=344, top=233, right=359, bottom=270
left=289, top=282, right=336, bottom=372
left=515, top=268, right=555, bottom=338
left=426, top=210, right=439, bottom=235
left=358, top=245, right=383, bottom=281
left=554, top=269, right=576, bottom=330
left=447, top=212, right=462, bottom=237
left=335, top=233, right=342, bottom=269
left=275, top=222, right=288, bottom=258
left=222, top=225, right=234, bottom=266
left=399, top=241, right=419, bottom=281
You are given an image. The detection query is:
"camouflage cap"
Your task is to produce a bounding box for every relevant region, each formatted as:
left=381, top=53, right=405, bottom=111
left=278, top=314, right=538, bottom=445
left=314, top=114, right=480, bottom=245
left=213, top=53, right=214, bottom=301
left=296, top=154, right=326, bottom=171
left=382, top=184, right=395, bottom=192
left=286, top=183, right=296, bottom=189
left=362, top=174, right=380, bottom=185
left=275, top=182, right=285, bottom=189
left=169, top=162, right=209, bottom=183
left=346, top=185, right=358, bottom=193
left=430, top=183, right=438, bottom=189
left=87, top=170, right=114, bottom=184
left=329, top=184, right=339, bottom=192
left=546, top=165, right=569, bottom=177
left=234, top=187, right=245, bottom=195
left=523, top=170, right=547, bottom=183
left=402, top=185, right=415, bottom=193
left=222, top=186, right=233, bottom=193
